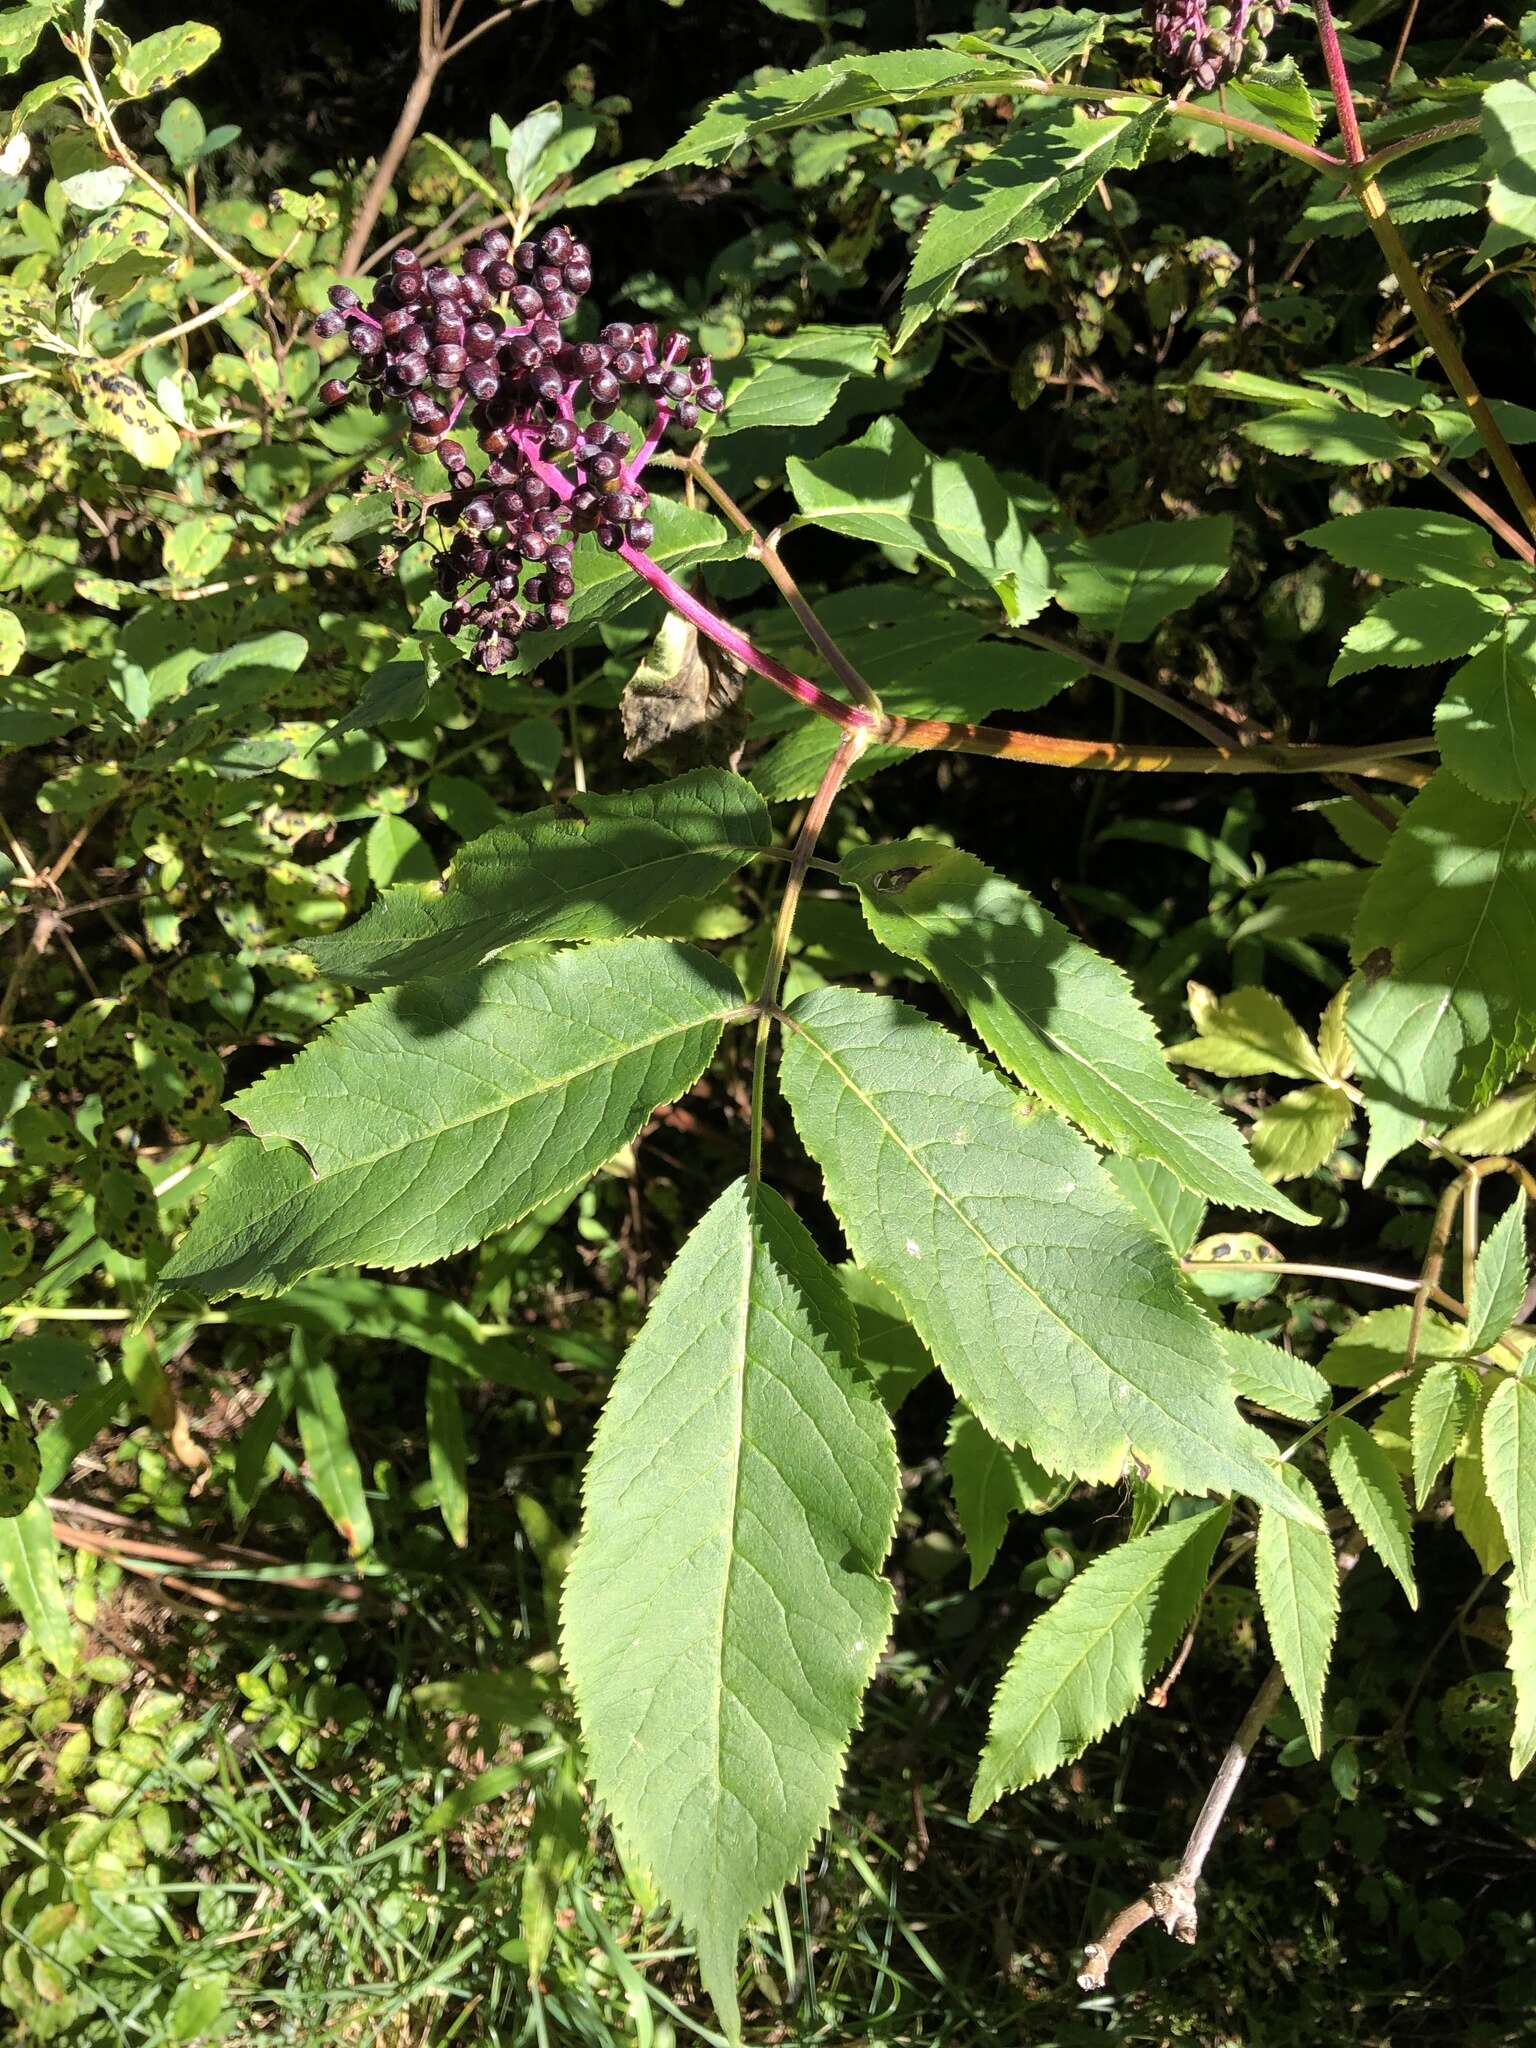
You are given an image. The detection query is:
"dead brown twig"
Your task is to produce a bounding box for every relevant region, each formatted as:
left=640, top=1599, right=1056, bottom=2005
left=1077, top=1663, right=1288, bottom=1989
left=338, top=0, right=546, bottom=277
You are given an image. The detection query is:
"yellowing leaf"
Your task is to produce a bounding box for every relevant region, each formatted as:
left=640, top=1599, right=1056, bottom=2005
left=74, top=363, right=181, bottom=469
left=1171, top=983, right=1326, bottom=1081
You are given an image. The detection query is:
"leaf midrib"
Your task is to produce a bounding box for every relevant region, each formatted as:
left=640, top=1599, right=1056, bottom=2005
left=248, top=998, right=746, bottom=1182
left=784, top=1008, right=1219, bottom=1454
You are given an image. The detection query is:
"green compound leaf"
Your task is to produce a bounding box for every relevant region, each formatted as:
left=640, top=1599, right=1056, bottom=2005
left=1241, top=403, right=1431, bottom=467
left=1331, top=586, right=1502, bottom=685
left=1468, top=1191, right=1530, bottom=1355
left=1411, top=1362, right=1474, bottom=1507
left=897, top=108, right=1164, bottom=349
left=290, top=1333, right=373, bottom=1559
left=1053, top=513, right=1234, bottom=645
left=970, top=1506, right=1228, bottom=1817
left=1438, top=611, right=1536, bottom=805
left=778, top=988, right=1310, bottom=1520
left=654, top=49, right=1019, bottom=170
left=843, top=840, right=1304, bottom=1219
left=1326, top=1417, right=1416, bottom=1607
left=786, top=416, right=1051, bottom=624
left=945, top=1406, right=1055, bottom=1588
left=715, top=325, right=883, bottom=434
left=1256, top=1467, right=1338, bottom=1756
left=155, top=940, right=743, bottom=1302
left=563, top=1179, right=898, bottom=2041
left=1298, top=509, right=1503, bottom=588
left=1348, top=772, right=1536, bottom=1179
left=0, top=1497, right=74, bottom=1674
left=1484, top=1375, right=1536, bottom=1597
left=1223, top=1329, right=1331, bottom=1424
left=301, top=770, right=770, bottom=991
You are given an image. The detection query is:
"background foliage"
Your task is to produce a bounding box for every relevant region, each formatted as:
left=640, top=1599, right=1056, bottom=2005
left=2, top=1, right=1536, bottom=2042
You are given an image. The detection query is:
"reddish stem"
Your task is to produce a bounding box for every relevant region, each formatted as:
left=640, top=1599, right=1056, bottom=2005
left=1315, top=0, right=1366, bottom=164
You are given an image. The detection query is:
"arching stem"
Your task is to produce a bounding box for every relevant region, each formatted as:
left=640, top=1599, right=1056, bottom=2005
left=748, top=731, right=867, bottom=1181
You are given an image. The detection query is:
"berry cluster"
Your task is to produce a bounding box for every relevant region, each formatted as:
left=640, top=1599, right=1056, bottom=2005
left=314, top=224, right=724, bottom=671
left=1147, top=0, right=1289, bottom=88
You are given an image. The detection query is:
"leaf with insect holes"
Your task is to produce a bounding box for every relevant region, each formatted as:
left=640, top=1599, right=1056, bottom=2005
left=778, top=988, right=1313, bottom=1520
left=897, top=108, right=1165, bottom=349
left=1438, top=611, right=1536, bottom=807
left=1326, top=1418, right=1416, bottom=1607
left=945, top=1407, right=1055, bottom=1588
left=1468, top=1192, right=1530, bottom=1355
left=970, top=1506, right=1228, bottom=1816
left=0, top=1497, right=73, bottom=1673
left=301, top=771, right=769, bottom=990
left=1412, top=1362, right=1474, bottom=1507
left=1349, top=772, right=1536, bottom=1179
left=1256, top=1467, right=1337, bottom=1756
left=154, top=940, right=743, bottom=1302
left=1484, top=1376, right=1536, bottom=1595
left=843, top=840, right=1306, bottom=1220
left=562, top=1179, right=898, bottom=2041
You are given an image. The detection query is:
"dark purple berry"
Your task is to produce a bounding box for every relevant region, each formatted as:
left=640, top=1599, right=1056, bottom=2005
left=319, top=376, right=350, bottom=405
left=313, top=309, right=345, bottom=339
left=328, top=285, right=361, bottom=310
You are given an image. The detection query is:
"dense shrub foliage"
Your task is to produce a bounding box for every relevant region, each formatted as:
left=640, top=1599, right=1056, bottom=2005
left=2, top=2, right=1536, bottom=2041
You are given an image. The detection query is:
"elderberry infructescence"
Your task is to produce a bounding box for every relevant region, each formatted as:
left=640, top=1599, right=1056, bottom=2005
left=1146, top=0, right=1290, bottom=89
left=313, top=224, right=725, bottom=673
